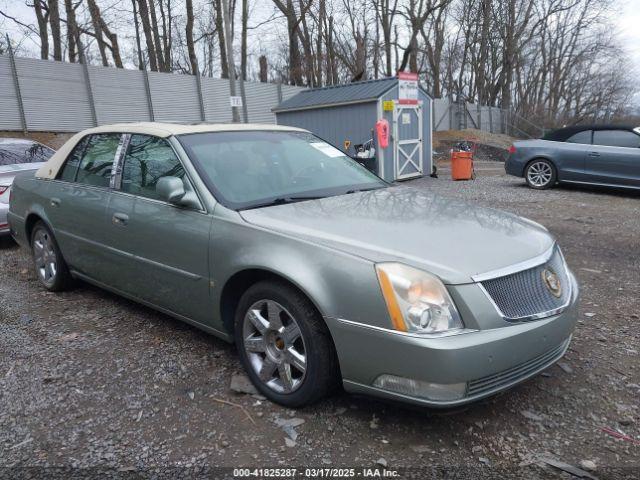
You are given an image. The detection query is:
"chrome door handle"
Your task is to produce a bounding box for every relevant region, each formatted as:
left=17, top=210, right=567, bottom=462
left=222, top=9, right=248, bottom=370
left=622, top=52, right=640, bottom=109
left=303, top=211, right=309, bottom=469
left=50, top=197, right=61, bottom=207
left=112, top=212, right=129, bottom=225
left=588, top=152, right=601, bottom=157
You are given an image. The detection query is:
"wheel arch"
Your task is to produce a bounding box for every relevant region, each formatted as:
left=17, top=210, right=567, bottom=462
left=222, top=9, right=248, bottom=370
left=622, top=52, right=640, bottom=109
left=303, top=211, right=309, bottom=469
left=24, top=208, right=53, bottom=245
left=219, top=267, right=328, bottom=338
left=525, top=156, right=557, bottom=173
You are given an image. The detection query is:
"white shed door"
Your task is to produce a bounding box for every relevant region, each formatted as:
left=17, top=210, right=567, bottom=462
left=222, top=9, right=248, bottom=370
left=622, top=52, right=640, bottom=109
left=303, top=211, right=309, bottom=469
left=393, top=103, right=423, bottom=180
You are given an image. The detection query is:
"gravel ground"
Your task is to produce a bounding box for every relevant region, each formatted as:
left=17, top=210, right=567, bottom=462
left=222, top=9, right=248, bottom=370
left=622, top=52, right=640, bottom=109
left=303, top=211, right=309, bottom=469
left=1, top=163, right=639, bottom=479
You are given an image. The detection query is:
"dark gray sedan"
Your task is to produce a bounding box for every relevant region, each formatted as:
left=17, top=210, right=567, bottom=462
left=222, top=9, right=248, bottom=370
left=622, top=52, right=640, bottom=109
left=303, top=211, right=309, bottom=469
left=505, top=125, right=640, bottom=189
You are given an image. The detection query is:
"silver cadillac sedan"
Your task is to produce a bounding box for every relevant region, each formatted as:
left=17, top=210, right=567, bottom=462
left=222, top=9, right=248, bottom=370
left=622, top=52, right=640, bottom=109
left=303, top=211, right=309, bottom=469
left=8, top=123, right=579, bottom=408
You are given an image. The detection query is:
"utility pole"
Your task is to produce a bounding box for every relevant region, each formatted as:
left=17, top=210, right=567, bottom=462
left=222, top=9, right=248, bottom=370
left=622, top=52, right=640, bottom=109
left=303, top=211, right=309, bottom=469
left=222, top=0, right=240, bottom=123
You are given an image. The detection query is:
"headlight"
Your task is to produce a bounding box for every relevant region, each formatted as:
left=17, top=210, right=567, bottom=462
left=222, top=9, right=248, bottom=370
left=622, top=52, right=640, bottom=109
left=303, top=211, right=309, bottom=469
left=375, top=263, right=463, bottom=335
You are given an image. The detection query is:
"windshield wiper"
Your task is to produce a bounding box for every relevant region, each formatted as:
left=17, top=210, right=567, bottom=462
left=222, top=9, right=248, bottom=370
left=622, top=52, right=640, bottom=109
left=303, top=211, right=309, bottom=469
left=242, top=195, right=324, bottom=210
left=344, top=187, right=383, bottom=194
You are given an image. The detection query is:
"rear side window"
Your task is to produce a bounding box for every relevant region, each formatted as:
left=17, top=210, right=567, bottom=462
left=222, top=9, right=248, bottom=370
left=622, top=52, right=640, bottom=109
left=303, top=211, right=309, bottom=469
left=121, top=134, right=185, bottom=200
left=59, top=137, right=90, bottom=182
left=593, top=130, right=640, bottom=148
left=75, top=134, right=121, bottom=187
left=566, top=130, right=591, bottom=144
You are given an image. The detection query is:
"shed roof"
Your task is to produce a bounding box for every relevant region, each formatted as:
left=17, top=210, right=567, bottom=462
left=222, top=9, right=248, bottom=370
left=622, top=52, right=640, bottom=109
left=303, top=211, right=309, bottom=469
left=273, top=77, right=399, bottom=112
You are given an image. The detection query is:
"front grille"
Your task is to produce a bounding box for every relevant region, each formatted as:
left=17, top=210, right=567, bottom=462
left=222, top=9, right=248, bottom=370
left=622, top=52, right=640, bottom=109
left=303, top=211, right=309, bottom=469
left=467, top=338, right=570, bottom=397
left=481, top=247, right=571, bottom=321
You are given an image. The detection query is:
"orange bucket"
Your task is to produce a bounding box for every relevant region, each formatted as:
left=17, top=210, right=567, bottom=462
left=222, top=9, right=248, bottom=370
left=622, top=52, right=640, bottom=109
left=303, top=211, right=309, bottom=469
left=450, top=151, right=474, bottom=180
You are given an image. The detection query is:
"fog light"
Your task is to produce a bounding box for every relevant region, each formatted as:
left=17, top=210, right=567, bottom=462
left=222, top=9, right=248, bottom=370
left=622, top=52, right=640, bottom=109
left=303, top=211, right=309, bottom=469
left=373, top=374, right=467, bottom=401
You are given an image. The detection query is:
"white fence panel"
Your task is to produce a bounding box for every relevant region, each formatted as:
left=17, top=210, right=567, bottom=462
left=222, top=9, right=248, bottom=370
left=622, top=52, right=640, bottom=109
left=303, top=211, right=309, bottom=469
left=16, top=57, right=93, bottom=132
left=0, top=56, right=22, bottom=130
left=149, top=72, right=202, bottom=123
left=90, top=66, right=151, bottom=124
left=201, top=77, right=233, bottom=123
left=245, top=82, right=279, bottom=123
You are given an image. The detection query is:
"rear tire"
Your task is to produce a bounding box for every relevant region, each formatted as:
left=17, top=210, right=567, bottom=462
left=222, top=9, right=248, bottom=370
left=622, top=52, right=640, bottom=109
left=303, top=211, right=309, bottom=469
left=525, top=159, right=557, bottom=189
left=234, top=280, right=339, bottom=407
left=30, top=221, right=73, bottom=291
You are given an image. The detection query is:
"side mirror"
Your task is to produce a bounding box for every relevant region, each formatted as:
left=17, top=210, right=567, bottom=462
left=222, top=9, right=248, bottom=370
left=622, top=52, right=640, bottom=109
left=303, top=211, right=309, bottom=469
left=156, top=176, right=186, bottom=203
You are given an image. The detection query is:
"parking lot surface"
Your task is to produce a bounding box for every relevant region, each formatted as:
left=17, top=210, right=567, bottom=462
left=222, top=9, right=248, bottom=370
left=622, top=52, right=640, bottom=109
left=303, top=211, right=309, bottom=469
left=1, top=162, right=639, bottom=478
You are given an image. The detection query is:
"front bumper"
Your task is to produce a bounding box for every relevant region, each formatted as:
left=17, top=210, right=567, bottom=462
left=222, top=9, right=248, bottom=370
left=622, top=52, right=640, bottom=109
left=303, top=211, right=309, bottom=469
left=326, top=277, right=579, bottom=408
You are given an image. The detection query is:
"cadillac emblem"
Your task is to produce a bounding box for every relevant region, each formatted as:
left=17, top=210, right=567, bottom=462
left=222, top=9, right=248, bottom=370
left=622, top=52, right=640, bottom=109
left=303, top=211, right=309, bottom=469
left=542, top=268, right=562, bottom=298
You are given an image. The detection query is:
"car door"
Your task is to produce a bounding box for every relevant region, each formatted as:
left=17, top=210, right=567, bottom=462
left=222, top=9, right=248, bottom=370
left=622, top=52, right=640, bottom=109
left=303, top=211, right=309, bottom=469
left=45, top=133, right=123, bottom=280
left=104, top=133, right=213, bottom=325
left=584, top=130, right=640, bottom=187
left=557, top=129, right=592, bottom=181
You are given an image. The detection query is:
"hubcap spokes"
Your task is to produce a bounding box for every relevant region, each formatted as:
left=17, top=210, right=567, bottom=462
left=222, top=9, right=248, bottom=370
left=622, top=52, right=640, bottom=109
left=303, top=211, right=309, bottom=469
left=528, top=162, right=552, bottom=186
left=243, top=299, right=307, bottom=393
left=33, top=230, right=57, bottom=284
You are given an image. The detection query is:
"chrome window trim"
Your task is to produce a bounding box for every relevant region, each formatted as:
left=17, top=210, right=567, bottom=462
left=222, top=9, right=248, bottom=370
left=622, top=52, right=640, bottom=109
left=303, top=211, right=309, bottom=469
left=334, top=317, right=478, bottom=339
left=110, top=133, right=131, bottom=189
left=471, top=243, right=555, bottom=282
left=476, top=246, right=574, bottom=322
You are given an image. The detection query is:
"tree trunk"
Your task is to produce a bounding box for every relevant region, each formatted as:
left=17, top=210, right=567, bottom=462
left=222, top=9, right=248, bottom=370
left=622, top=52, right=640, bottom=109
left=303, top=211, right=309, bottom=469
left=222, top=0, right=240, bottom=122
left=259, top=55, right=268, bottom=82
left=33, top=0, right=49, bottom=59
left=87, top=0, right=109, bottom=66
left=214, top=0, right=229, bottom=78
left=147, top=0, right=166, bottom=71
left=185, top=0, right=198, bottom=74
left=241, top=0, right=248, bottom=80
left=131, top=0, right=144, bottom=68
left=136, top=0, right=158, bottom=71
left=48, top=0, right=62, bottom=61
left=64, top=0, right=77, bottom=62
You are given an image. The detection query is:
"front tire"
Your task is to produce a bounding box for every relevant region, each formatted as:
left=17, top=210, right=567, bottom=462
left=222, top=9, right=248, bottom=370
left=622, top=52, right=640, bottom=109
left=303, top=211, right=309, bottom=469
left=30, top=221, right=73, bottom=291
left=525, top=159, right=557, bottom=189
left=234, top=281, right=339, bottom=407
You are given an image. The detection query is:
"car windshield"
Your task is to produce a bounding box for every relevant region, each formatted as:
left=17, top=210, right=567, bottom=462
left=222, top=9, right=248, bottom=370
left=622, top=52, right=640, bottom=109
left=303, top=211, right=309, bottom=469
left=178, top=130, right=387, bottom=210
left=0, top=141, right=55, bottom=166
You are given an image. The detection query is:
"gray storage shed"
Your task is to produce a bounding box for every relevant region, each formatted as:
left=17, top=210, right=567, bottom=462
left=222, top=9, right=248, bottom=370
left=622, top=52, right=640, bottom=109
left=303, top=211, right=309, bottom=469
left=273, top=77, right=433, bottom=182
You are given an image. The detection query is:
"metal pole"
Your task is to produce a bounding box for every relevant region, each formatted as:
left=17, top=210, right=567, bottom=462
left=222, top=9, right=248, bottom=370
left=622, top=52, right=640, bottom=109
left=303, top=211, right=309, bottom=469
left=77, top=35, right=98, bottom=127
left=489, top=106, right=493, bottom=133
left=239, top=75, right=248, bottom=123
left=142, top=69, right=155, bottom=121
left=6, top=35, right=27, bottom=133
left=222, top=0, right=240, bottom=123
left=276, top=82, right=283, bottom=103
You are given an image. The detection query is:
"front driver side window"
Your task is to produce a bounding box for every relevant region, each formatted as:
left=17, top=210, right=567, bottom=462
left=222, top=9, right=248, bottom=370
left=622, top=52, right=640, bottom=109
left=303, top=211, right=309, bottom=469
left=121, top=134, right=185, bottom=200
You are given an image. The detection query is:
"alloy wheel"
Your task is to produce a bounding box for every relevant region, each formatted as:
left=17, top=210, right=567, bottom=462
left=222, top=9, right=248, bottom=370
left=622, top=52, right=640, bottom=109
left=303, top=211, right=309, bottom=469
left=242, top=299, right=307, bottom=393
left=527, top=161, right=553, bottom=187
left=33, top=229, right=58, bottom=286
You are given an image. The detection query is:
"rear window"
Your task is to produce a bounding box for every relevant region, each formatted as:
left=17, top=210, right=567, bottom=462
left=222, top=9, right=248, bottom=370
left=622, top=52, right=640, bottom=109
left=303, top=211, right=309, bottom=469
left=0, top=141, right=54, bottom=165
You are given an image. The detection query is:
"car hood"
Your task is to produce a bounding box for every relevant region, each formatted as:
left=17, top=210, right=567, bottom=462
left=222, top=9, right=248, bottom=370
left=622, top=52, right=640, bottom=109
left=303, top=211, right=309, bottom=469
left=239, top=187, right=554, bottom=284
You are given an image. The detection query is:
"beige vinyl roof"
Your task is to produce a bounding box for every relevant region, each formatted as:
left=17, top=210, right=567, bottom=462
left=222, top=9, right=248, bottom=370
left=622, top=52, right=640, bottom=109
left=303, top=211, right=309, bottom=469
left=36, top=122, right=308, bottom=180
